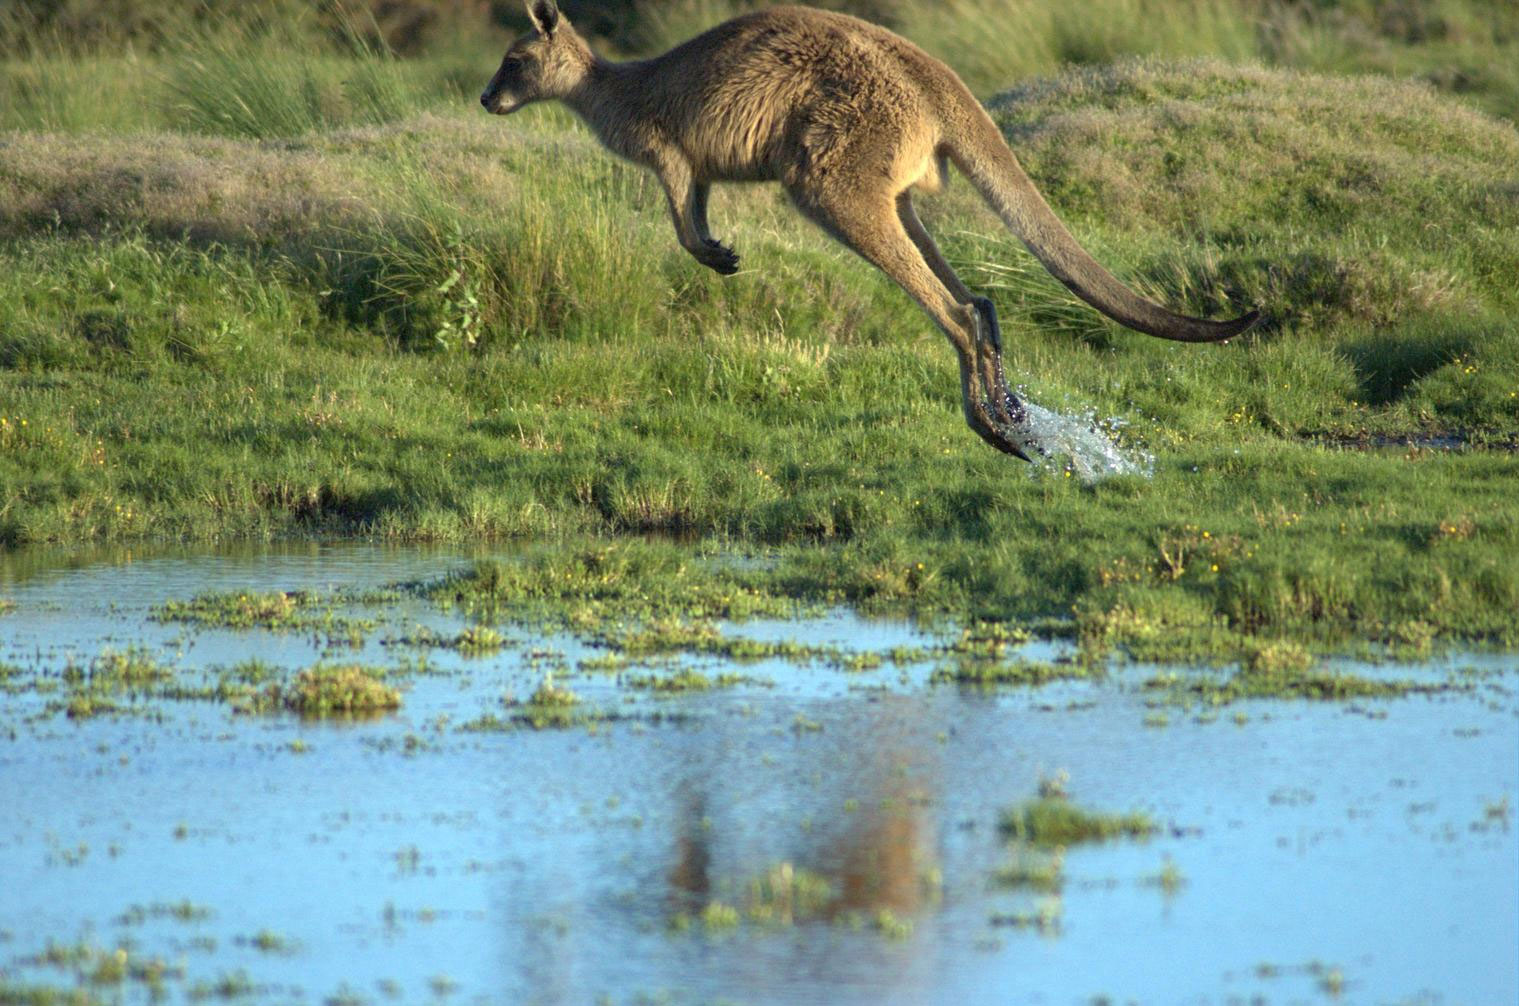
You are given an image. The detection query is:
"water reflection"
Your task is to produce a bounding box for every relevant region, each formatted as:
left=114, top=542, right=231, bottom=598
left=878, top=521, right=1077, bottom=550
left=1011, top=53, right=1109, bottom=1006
left=662, top=715, right=941, bottom=923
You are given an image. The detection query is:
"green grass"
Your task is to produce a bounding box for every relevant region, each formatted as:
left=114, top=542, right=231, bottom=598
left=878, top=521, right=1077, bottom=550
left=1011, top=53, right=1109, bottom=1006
left=2, top=7, right=1518, bottom=657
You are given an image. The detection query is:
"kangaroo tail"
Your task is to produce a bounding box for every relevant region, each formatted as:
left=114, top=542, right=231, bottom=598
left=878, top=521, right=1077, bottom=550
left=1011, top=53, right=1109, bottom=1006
left=946, top=114, right=1258, bottom=343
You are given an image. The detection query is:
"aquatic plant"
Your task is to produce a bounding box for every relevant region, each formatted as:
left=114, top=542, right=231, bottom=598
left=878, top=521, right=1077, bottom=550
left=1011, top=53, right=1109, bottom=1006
left=248, top=664, right=402, bottom=717
left=744, top=862, right=834, bottom=925
left=988, top=897, right=1063, bottom=934
left=930, top=656, right=1088, bottom=687
left=991, top=849, right=1065, bottom=893
left=998, top=796, right=1154, bottom=847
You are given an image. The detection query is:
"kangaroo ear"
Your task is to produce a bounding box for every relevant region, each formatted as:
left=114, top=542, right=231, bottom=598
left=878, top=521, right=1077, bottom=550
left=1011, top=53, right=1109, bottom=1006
left=526, top=0, right=560, bottom=37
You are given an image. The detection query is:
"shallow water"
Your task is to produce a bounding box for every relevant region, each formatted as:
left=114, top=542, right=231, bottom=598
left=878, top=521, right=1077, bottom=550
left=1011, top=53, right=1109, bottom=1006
left=2, top=544, right=1515, bottom=1005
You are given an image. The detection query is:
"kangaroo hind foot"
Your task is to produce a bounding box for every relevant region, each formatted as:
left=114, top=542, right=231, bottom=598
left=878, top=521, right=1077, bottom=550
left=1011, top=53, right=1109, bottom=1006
left=693, top=238, right=740, bottom=275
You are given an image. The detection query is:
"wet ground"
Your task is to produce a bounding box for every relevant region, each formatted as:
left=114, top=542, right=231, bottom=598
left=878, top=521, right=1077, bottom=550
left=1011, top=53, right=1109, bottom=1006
left=1, top=544, right=1515, bottom=1005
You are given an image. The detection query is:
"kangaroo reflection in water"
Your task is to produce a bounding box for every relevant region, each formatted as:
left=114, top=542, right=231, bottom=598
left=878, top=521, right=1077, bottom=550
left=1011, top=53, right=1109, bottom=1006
left=666, top=718, right=941, bottom=922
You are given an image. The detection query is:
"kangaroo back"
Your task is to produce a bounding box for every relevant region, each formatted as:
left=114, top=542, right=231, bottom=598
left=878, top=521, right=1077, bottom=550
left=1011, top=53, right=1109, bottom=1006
left=947, top=111, right=1257, bottom=343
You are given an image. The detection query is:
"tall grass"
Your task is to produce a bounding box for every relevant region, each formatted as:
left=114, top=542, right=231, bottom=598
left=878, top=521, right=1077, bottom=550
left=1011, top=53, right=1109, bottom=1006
left=165, top=12, right=431, bottom=139
left=894, top=0, right=1258, bottom=95
left=0, top=2, right=498, bottom=135
left=0, top=50, right=164, bottom=133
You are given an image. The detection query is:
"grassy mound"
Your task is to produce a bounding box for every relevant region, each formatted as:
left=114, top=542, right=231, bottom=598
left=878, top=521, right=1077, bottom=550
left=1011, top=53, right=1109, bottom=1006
left=989, top=59, right=1519, bottom=325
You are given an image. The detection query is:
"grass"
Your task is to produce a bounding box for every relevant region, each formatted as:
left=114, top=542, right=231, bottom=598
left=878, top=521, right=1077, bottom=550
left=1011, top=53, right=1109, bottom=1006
left=1, top=6, right=1518, bottom=657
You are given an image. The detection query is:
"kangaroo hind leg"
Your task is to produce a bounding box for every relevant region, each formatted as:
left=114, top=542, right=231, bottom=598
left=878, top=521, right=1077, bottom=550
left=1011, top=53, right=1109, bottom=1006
left=789, top=183, right=1029, bottom=459
left=896, top=193, right=1025, bottom=429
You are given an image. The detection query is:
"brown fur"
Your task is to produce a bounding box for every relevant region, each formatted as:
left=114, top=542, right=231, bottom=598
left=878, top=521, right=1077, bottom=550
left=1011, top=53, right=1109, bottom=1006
left=483, top=1, right=1259, bottom=458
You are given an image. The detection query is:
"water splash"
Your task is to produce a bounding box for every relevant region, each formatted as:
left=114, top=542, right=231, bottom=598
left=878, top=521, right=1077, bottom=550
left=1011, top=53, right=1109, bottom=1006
left=996, top=393, right=1154, bottom=484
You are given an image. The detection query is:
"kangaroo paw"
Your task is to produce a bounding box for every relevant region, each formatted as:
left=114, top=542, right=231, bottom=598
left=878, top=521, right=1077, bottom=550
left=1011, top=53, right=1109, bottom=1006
left=698, top=240, right=740, bottom=275
left=994, top=385, right=1027, bottom=429
left=982, top=352, right=1026, bottom=430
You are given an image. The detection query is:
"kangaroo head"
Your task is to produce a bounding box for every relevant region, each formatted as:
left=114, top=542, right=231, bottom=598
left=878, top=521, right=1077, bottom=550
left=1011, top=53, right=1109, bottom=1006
left=480, top=0, right=591, bottom=115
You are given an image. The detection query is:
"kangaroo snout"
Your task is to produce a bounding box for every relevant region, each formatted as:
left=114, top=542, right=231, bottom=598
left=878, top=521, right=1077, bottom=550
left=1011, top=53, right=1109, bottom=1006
left=480, top=91, right=516, bottom=115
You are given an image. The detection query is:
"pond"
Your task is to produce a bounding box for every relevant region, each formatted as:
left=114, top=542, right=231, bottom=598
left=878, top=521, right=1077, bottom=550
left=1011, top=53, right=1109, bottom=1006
left=1, top=544, right=1515, bottom=1005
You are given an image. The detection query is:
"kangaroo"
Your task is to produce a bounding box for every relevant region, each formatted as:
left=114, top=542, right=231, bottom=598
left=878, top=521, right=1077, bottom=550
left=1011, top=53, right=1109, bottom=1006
left=481, top=1, right=1259, bottom=459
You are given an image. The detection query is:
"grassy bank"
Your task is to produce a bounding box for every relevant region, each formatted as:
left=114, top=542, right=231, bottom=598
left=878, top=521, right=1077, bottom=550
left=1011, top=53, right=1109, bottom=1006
left=2, top=5, right=1517, bottom=654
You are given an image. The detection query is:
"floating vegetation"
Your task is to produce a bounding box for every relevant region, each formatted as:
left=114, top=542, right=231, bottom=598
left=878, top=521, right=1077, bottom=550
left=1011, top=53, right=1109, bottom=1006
left=153, top=590, right=316, bottom=629
left=48, top=648, right=176, bottom=719
left=991, top=849, right=1065, bottom=893
left=1474, top=795, right=1513, bottom=832
left=744, top=862, right=834, bottom=925
left=116, top=901, right=212, bottom=926
left=1144, top=662, right=1455, bottom=704
left=598, top=618, right=832, bottom=664
left=392, top=624, right=512, bottom=655
left=16, top=940, right=188, bottom=1001
left=667, top=858, right=936, bottom=940
left=64, top=648, right=172, bottom=691
left=998, top=796, right=1154, bottom=848
left=992, top=781, right=1151, bottom=936
left=1143, top=858, right=1187, bottom=896
left=241, top=665, right=401, bottom=718
left=461, top=676, right=597, bottom=731
left=153, top=590, right=376, bottom=645
left=931, top=656, right=1088, bottom=687
left=1243, top=640, right=1316, bottom=675
left=988, top=897, right=1063, bottom=934
left=871, top=909, right=914, bottom=940
left=830, top=650, right=884, bottom=673
left=621, top=669, right=761, bottom=692
left=951, top=622, right=1034, bottom=659
left=527, top=676, right=577, bottom=708
left=453, top=625, right=507, bottom=655
left=697, top=902, right=740, bottom=931
left=238, top=930, right=297, bottom=955
left=185, top=970, right=254, bottom=1001
left=671, top=860, right=926, bottom=938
